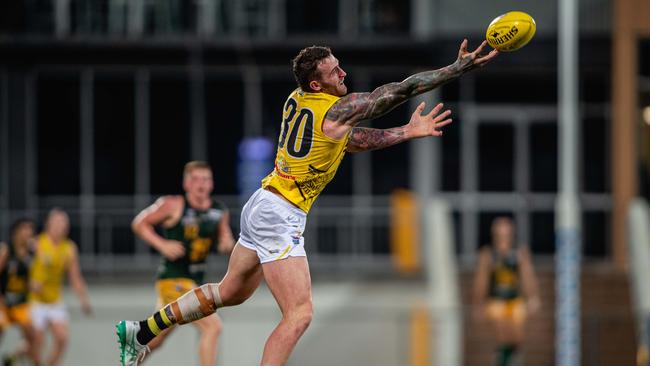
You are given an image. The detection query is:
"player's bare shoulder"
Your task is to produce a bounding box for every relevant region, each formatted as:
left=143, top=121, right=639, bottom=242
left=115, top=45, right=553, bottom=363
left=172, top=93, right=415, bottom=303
left=324, top=93, right=371, bottom=124
left=158, top=195, right=185, bottom=224
left=322, top=93, right=373, bottom=140
left=134, top=195, right=184, bottom=228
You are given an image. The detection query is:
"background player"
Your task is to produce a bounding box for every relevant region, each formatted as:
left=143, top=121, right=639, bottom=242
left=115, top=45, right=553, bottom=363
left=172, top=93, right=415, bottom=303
left=30, top=208, right=92, bottom=366
left=118, top=39, right=498, bottom=366
left=0, top=218, right=38, bottom=365
left=131, top=161, right=235, bottom=365
left=473, top=216, right=541, bottom=366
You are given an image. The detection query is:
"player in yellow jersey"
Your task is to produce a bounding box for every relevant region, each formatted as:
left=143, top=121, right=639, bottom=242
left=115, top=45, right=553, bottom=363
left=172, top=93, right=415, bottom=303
left=31, top=208, right=92, bottom=366
left=118, top=39, right=498, bottom=365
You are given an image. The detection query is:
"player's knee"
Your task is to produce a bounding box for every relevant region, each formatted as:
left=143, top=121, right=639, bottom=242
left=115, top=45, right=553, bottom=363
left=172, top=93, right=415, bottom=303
left=54, top=332, right=69, bottom=347
left=203, top=321, right=222, bottom=339
left=287, top=303, right=313, bottom=332
left=219, top=283, right=249, bottom=307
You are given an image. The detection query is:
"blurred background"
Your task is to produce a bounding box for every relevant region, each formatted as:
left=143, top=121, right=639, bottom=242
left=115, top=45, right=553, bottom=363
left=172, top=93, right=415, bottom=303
left=0, top=0, right=648, bottom=365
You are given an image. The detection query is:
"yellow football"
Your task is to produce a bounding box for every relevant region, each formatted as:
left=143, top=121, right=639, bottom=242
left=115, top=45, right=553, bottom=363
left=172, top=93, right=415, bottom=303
left=485, top=11, right=536, bottom=52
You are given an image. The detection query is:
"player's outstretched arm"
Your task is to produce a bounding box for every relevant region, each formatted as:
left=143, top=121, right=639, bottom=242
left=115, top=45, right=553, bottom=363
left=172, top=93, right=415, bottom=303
left=327, top=39, right=497, bottom=126
left=347, top=101, right=452, bottom=152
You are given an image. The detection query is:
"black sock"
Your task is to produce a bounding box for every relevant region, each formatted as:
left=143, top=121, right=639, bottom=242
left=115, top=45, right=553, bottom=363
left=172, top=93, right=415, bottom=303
left=136, top=320, right=156, bottom=345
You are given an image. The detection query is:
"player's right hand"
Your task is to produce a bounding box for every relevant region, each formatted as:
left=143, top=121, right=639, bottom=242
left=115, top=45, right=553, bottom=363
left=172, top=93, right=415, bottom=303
left=454, top=39, right=499, bottom=72
left=159, top=240, right=186, bottom=260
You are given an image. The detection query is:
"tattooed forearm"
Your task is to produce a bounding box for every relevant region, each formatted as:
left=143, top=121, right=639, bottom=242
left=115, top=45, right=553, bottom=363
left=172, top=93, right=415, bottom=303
left=346, top=126, right=409, bottom=153
left=327, top=63, right=462, bottom=125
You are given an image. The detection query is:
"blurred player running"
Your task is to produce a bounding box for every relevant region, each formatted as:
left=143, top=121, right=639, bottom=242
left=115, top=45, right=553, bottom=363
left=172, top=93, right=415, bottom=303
left=30, top=208, right=92, bottom=366
left=0, top=219, right=38, bottom=365
left=131, top=161, right=235, bottom=365
left=473, top=217, right=541, bottom=366
left=118, top=39, right=498, bottom=366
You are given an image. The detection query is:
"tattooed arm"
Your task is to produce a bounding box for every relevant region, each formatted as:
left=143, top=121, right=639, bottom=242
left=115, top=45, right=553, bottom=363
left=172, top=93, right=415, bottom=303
left=326, top=39, right=497, bottom=127
left=347, top=102, right=453, bottom=152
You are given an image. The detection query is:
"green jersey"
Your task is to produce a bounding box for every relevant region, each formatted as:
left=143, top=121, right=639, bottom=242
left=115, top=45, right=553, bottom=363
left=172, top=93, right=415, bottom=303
left=489, top=249, right=520, bottom=300
left=157, top=197, right=227, bottom=283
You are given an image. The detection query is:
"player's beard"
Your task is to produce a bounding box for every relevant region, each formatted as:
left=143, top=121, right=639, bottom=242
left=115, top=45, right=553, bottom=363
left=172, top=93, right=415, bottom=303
left=322, top=81, right=347, bottom=97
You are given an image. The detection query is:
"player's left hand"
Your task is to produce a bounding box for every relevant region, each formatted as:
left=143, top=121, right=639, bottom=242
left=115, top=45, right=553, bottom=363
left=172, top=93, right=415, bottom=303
left=406, top=102, right=453, bottom=138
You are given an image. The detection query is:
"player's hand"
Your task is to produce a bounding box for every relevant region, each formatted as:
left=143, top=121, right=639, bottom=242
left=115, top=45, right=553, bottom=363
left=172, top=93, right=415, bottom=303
left=159, top=240, right=186, bottom=261
left=526, top=296, right=541, bottom=315
left=454, top=39, right=499, bottom=72
left=406, top=102, right=453, bottom=138
left=81, top=299, right=93, bottom=316
left=30, top=281, right=43, bottom=294
left=218, top=238, right=235, bottom=254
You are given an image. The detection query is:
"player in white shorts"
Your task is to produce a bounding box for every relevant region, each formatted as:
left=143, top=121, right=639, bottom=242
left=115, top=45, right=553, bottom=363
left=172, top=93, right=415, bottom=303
left=31, top=209, right=92, bottom=366
left=118, top=39, right=498, bottom=365
left=237, top=188, right=307, bottom=263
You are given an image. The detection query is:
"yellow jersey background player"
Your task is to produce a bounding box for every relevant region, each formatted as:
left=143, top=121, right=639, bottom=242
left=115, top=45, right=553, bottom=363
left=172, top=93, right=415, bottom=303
left=31, top=208, right=92, bottom=366
left=118, top=39, right=498, bottom=365
left=0, top=218, right=38, bottom=365
left=131, top=161, right=235, bottom=365
left=473, top=217, right=541, bottom=366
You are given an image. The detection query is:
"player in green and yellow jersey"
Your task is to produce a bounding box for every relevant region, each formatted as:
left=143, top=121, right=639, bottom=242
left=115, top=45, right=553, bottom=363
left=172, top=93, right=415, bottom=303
left=473, top=217, right=540, bottom=366
left=118, top=40, right=498, bottom=365
left=0, top=218, right=38, bottom=365
left=130, top=161, right=235, bottom=365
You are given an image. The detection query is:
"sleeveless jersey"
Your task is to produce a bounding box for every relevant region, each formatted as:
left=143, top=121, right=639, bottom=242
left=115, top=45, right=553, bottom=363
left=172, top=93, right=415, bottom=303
left=157, top=197, right=226, bottom=283
left=0, top=241, right=32, bottom=306
left=30, top=234, right=74, bottom=304
left=261, top=88, right=348, bottom=213
left=488, top=248, right=520, bottom=300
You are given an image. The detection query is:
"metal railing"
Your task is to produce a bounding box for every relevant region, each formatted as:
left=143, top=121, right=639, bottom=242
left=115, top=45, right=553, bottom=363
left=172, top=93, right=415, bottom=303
left=0, top=194, right=395, bottom=277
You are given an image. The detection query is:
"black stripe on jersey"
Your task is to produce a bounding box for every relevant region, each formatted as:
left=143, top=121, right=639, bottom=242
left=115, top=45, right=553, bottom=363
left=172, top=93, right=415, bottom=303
left=295, top=182, right=307, bottom=200
left=308, top=164, right=327, bottom=174
left=153, top=311, right=167, bottom=330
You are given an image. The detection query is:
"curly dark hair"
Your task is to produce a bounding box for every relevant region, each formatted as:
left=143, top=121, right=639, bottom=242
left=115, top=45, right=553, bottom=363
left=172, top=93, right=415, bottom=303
left=291, top=46, right=332, bottom=92
left=10, top=218, right=35, bottom=237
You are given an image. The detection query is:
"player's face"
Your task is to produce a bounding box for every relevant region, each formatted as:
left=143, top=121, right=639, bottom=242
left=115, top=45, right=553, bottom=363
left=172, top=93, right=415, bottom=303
left=47, top=212, right=70, bottom=240
left=13, top=223, right=34, bottom=245
left=313, top=55, right=347, bottom=96
left=492, top=219, right=513, bottom=252
left=184, top=168, right=214, bottom=199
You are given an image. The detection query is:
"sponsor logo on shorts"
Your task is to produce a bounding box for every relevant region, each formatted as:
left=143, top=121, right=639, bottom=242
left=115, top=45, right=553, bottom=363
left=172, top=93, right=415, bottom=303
left=269, top=249, right=280, bottom=254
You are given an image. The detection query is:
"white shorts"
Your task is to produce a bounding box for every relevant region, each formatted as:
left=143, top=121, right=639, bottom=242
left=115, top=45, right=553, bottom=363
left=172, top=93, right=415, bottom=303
left=31, top=302, right=69, bottom=330
left=238, top=188, right=307, bottom=264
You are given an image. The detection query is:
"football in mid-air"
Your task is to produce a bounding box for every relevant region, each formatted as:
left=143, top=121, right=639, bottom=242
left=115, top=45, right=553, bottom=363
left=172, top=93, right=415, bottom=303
left=485, top=11, right=536, bottom=52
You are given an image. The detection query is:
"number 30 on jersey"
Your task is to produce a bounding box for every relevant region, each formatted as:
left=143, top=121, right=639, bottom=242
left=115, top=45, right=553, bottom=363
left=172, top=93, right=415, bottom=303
left=278, top=98, right=314, bottom=158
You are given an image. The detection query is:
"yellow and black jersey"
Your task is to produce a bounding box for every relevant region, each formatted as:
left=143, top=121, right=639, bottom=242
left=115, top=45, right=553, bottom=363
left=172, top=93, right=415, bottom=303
left=262, top=88, right=348, bottom=213
left=0, top=242, right=32, bottom=306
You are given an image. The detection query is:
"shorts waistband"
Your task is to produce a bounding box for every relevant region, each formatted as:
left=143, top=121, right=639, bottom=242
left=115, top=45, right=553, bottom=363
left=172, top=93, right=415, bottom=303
left=259, top=188, right=306, bottom=216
